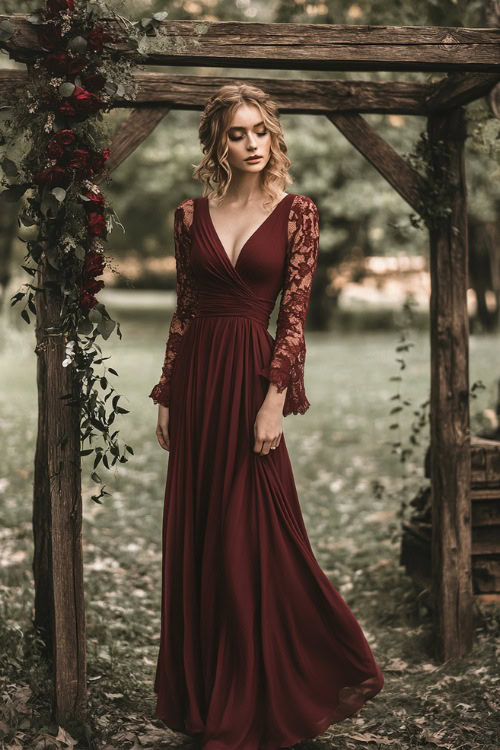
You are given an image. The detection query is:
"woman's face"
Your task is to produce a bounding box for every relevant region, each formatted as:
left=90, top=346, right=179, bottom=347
left=225, top=102, right=272, bottom=174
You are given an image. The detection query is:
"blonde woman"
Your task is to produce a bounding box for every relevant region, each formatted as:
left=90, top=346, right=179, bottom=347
left=150, top=83, right=384, bottom=750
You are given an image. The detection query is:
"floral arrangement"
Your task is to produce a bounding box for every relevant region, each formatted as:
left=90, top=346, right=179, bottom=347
left=0, top=0, right=170, bottom=501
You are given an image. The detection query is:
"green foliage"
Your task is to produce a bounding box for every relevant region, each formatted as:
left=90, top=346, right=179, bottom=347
left=0, top=0, right=211, bottom=500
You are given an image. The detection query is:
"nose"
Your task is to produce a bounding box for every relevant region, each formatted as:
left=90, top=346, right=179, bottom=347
left=247, top=133, right=258, bottom=149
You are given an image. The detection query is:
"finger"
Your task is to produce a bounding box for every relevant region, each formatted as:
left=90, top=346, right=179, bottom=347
left=156, top=427, right=169, bottom=451
left=259, top=440, right=273, bottom=456
left=156, top=434, right=167, bottom=450
left=253, top=437, right=263, bottom=453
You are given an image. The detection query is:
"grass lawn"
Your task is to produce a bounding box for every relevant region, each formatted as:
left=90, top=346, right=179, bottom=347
left=0, top=293, right=499, bottom=750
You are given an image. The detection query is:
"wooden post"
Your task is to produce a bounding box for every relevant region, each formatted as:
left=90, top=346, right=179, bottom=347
left=428, top=107, right=473, bottom=661
left=33, top=255, right=87, bottom=723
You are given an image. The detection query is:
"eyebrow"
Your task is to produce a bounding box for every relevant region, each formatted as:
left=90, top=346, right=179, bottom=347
left=228, top=121, right=266, bottom=131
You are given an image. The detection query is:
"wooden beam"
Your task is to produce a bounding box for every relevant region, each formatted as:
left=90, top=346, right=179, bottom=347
left=94, top=106, right=171, bottom=182
left=1, top=16, right=500, bottom=72
left=34, top=255, right=87, bottom=723
left=427, top=106, right=473, bottom=661
left=426, top=72, right=500, bottom=110
left=4, top=70, right=499, bottom=116
left=0, top=70, right=435, bottom=115
left=326, top=112, right=426, bottom=213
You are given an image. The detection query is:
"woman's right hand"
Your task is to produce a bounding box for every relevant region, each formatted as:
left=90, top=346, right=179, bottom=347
left=156, top=405, right=170, bottom=451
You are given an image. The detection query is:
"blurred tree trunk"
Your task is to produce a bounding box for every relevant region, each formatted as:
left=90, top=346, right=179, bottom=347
left=469, top=215, right=500, bottom=332
left=0, top=202, right=18, bottom=316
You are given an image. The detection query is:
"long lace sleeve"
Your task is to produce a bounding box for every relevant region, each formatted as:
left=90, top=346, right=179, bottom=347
left=257, top=195, right=320, bottom=417
left=149, top=199, right=198, bottom=407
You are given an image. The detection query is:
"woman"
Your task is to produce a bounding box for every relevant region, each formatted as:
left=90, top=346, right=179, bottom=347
left=149, top=83, right=384, bottom=750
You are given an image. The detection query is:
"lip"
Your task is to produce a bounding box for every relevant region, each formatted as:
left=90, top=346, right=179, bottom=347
left=245, top=156, right=262, bottom=162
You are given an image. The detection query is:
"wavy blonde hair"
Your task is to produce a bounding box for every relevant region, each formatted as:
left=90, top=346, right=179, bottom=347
left=192, top=83, right=293, bottom=211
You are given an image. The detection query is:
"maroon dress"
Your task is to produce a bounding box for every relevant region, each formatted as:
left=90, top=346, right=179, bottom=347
left=149, top=193, right=384, bottom=750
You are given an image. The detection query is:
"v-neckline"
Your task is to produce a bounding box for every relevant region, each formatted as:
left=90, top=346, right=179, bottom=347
left=204, top=193, right=292, bottom=270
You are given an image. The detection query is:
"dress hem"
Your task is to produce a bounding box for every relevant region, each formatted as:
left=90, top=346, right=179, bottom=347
left=154, top=672, right=384, bottom=749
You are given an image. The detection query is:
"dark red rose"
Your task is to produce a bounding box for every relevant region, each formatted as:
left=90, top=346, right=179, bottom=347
left=47, top=0, right=74, bottom=15
left=72, top=86, right=104, bottom=116
left=38, top=23, right=63, bottom=50
left=87, top=24, right=115, bottom=54
left=91, top=149, right=110, bottom=173
left=54, top=129, right=76, bottom=146
left=80, top=72, right=106, bottom=92
left=44, top=51, right=67, bottom=75
left=32, top=166, right=70, bottom=188
left=47, top=140, right=65, bottom=160
left=67, top=148, right=91, bottom=170
left=84, top=190, right=106, bottom=212
left=79, top=290, right=98, bottom=309
left=45, top=51, right=86, bottom=75
left=82, top=278, right=105, bottom=296
left=58, top=99, right=76, bottom=117
left=87, top=211, right=107, bottom=238
left=83, top=249, right=105, bottom=276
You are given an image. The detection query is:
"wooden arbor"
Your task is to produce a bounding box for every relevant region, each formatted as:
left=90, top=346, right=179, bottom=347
left=1, top=15, right=500, bottom=725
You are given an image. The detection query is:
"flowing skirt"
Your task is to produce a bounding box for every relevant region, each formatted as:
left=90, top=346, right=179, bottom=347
left=154, top=313, right=384, bottom=750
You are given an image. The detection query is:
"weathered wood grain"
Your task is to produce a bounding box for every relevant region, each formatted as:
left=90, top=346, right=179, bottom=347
left=1, top=16, right=499, bottom=71
left=428, top=107, right=473, bottom=661
left=0, top=70, right=432, bottom=114
left=425, top=72, right=500, bottom=110
left=3, top=70, right=496, bottom=114
left=34, top=255, right=87, bottom=723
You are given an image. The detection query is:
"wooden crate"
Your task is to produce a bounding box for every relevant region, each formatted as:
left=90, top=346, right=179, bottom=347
left=400, top=437, right=500, bottom=603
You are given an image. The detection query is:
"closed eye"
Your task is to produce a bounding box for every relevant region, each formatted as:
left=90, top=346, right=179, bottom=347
left=230, top=132, right=268, bottom=141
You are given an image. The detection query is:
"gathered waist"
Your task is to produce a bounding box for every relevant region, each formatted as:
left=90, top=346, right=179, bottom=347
left=196, top=291, right=274, bottom=329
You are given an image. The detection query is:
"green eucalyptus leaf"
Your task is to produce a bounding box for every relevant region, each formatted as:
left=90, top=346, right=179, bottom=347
left=103, top=81, right=118, bottom=97
left=152, top=11, right=168, bottom=21
left=74, top=245, right=86, bottom=260
left=59, top=82, right=76, bottom=97
left=52, top=187, right=66, bottom=202
left=67, top=35, right=87, bottom=53
left=78, top=318, right=94, bottom=335
left=97, top=318, right=115, bottom=340
left=1, top=157, right=18, bottom=177
left=0, top=20, right=14, bottom=42
left=89, top=307, right=102, bottom=324
left=41, top=194, right=60, bottom=217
